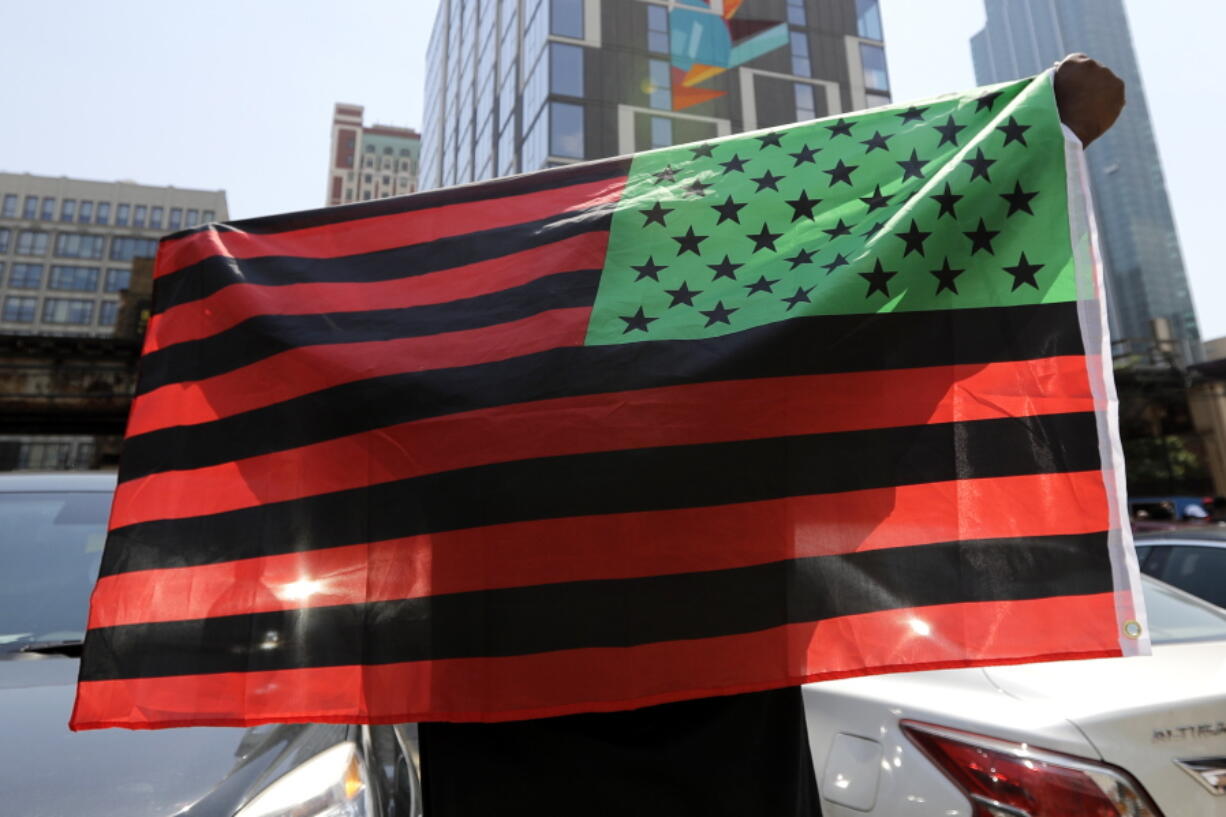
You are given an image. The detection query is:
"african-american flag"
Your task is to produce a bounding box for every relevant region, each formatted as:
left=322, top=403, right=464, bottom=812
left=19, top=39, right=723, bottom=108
left=72, top=72, right=1146, bottom=730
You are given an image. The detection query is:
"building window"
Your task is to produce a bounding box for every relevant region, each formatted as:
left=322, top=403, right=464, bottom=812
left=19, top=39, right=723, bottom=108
left=42, top=297, right=94, bottom=325
left=40, top=198, right=55, bottom=221
left=202, top=210, right=215, bottom=223
left=651, top=116, right=673, bottom=149
left=105, top=268, right=131, bottom=292
left=49, top=265, right=101, bottom=292
left=60, top=200, right=76, bottom=222
left=96, top=202, right=110, bottom=225
left=647, top=4, right=669, bottom=53
left=98, top=300, right=119, bottom=327
left=115, top=204, right=130, bottom=227
left=790, top=31, right=811, bottom=77
left=865, top=92, right=891, bottom=107
left=856, top=0, right=883, bottom=41
left=22, top=196, right=38, bottom=219
left=648, top=59, right=672, bottom=110
left=0, top=261, right=4, bottom=283
left=551, top=0, right=583, bottom=38
left=150, top=206, right=163, bottom=229
left=15, top=231, right=49, bottom=256
left=9, top=263, right=44, bottom=289
left=110, top=237, right=159, bottom=261
left=382, top=175, right=391, bottom=185
left=795, top=83, right=817, bottom=120
left=54, top=233, right=106, bottom=259
left=550, top=42, right=585, bottom=97
left=0, top=228, right=8, bottom=254
left=787, top=0, right=807, bottom=26
left=78, top=201, right=93, bottom=223
left=169, top=208, right=182, bottom=230
left=133, top=205, right=147, bottom=228
left=860, top=42, right=889, bottom=92
left=1, top=194, right=16, bottom=218
left=365, top=144, right=375, bottom=153
left=2, top=296, right=37, bottom=323
left=186, top=209, right=199, bottom=227
left=549, top=102, right=585, bottom=159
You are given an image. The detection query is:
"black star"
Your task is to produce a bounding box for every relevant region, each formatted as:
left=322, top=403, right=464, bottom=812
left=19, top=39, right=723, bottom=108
left=897, top=149, right=928, bottom=181
left=639, top=201, right=673, bottom=227
left=664, top=281, right=702, bottom=307
left=821, top=253, right=850, bottom=274
left=789, top=144, right=821, bottom=165
left=822, top=219, right=852, bottom=239
left=682, top=177, right=713, bottom=198
left=719, top=153, right=749, bottom=174
left=861, top=220, right=887, bottom=238
left=672, top=226, right=709, bottom=256
left=786, top=190, right=823, bottom=222
left=620, top=306, right=656, bottom=334
left=757, top=131, right=784, bottom=150
left=1000, top=181, right=1039, bottom=216
left=744, top=275, right=779, bottom=296
left=895, top=219, right=932, bottom=257
left=963, top=218, right=1000, bottom=255
left=747, top=223, right=783, bottom=253
left=785, top=248, right=817, bottom=269
left=652, top=165, right=679, bottom=184
left=932, top=115, right=967, bottom=148
left=707, top=255, right=743, bottom=281
left=859, top=184, right=891, bottom=214
left=823, top=159, right=858, bottom=187
left=975, top=90, right=1003, bottom=112
left=930, top=182, right=962, bottom=219
left=930, top=257, right=965, bottom=295
left=963, top=148, right=996, bottom=182
left=860, top=130, right=894, bottom=153
left=826, top=118, right=855, bottom=138
left=751, top=169, right=785, bottom=192
left=699, top=300, right=738, bottom=327
left=859, top=260, right=896, bottom=298
left=781, top=286, right=815, bottom=311
left=631, top=256, right=667, bottom=282
left=895, top=106, right=927, bottom=124
left=711, top=195, right=748, bottom=225
left=1002, top=253, right=1044, bottom=291
left=690, top=143, right=715, bottom=159
left=996, top=116, right=1031, bottom=147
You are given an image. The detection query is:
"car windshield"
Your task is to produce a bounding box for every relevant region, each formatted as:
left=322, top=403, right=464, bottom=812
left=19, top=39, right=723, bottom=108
left=1142, top=575, right=1226, bottom=645
left=0, top=491, right=112, bottom=652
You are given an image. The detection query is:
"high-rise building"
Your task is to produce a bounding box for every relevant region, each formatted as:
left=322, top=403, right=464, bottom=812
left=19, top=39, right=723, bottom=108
left=326, top=103, right=422, bottom=206
left=971, top=0, right=1201, bottom=360
left=0, top=173, right=227, bottom=336
left=421, top=0, right=890, bottom=190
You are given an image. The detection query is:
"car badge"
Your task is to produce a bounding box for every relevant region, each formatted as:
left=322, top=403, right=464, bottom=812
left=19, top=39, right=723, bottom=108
left=1174, top=758, right=1226, bottom=795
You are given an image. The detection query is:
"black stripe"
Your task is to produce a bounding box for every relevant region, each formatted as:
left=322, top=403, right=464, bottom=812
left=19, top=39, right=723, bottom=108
left=103, top=411, right=1100, bottom=576
left=152, top=205, right=613, bottom=316
left=118, top=301, right=1087, bottom=482
left=138, top=269, right=600, bottom=395
left=81, top=531, right=1112, bottom=681
left=163, top=156, right=631, bottom=240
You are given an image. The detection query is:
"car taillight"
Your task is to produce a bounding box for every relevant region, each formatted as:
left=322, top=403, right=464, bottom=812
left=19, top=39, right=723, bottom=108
left=901, top=721, right=1163, bottom=817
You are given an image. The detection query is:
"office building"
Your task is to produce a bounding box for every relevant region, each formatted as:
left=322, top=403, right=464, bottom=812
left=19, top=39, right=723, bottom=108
left=971, top=0, right=1201, bottom=360
left=421, top=0, right=889, bottom=189
left=326, top=103, right=422, bottom=206
left=0, top=173, right=227, bottom=336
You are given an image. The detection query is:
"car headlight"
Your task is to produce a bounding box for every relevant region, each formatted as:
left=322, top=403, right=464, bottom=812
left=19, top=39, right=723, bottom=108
left=235, top=741, right=374, bottom=817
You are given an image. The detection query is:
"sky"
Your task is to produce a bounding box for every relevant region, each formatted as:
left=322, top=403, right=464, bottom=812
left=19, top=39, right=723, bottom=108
left=1, top=0, right=1222, bottom=337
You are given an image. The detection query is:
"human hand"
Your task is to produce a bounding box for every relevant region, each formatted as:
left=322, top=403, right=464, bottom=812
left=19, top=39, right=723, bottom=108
left=1053, top=53, right=1125, bottom=147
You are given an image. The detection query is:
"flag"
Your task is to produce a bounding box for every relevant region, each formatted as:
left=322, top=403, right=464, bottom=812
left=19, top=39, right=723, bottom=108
left=72, top=72, right=1145, bottom=730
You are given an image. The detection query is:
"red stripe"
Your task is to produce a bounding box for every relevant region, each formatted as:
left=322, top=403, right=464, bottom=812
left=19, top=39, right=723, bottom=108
left=92, top=470, right=1109, bottom=628
left=112, top=356, right=1096, bottom=528
left=153, top=176, right=626, bottom=279
left=144, top=231, right=609, bottom=353
left=125, top=307, right=591, bottom=437
left=71, top=593, right=1122, bottom=729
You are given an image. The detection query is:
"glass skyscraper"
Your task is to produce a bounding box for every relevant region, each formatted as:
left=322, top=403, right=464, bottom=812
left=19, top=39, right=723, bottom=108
left=421, top=0, right=889, bottom=191
left=971, top=0, right=1201, bottom=360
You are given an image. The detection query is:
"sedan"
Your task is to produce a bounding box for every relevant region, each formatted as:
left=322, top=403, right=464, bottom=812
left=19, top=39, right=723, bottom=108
left=1136, top=528, right=1226, bottom=609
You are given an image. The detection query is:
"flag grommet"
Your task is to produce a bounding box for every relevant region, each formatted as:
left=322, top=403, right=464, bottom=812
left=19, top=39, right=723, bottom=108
left=1122, top=620, right=1143, bottom=639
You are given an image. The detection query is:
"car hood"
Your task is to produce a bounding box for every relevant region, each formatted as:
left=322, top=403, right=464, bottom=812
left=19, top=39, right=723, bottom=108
left=1, top=654, right=264, bottom=817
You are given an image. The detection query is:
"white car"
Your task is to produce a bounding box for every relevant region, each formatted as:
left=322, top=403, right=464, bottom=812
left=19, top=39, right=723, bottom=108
left=804, top=575, right=1226, bottom=816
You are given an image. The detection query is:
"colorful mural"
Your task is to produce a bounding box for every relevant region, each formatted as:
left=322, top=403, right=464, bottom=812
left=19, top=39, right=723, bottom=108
left=666, top=1, right=790, bottom=110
